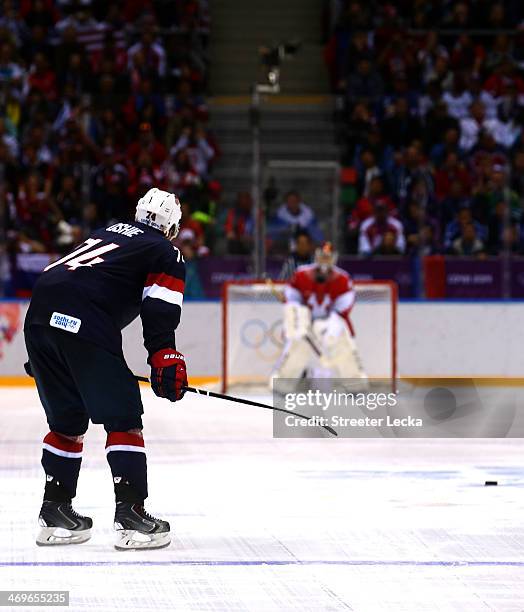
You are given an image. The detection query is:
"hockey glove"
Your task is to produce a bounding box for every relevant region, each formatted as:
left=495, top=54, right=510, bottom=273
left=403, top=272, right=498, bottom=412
left=149, top=349, right=187, bottom=402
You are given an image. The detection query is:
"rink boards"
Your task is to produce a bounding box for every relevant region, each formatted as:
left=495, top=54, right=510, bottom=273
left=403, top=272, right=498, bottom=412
left=3, top=300, right=524, bottom=381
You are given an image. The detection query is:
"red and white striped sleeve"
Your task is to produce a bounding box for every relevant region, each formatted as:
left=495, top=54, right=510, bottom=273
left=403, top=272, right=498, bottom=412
left=143, top=272, right=185, bottom=306
left=141, top=244, right=186, bottom=357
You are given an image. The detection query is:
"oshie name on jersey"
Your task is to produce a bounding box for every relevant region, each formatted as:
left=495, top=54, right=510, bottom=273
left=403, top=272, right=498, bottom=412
left=25, top=221, right=186, bottom=357
left=106, top=223, right=145, bottom=238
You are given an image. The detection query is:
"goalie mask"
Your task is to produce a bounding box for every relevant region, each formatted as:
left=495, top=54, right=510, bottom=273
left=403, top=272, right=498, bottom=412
left=314, top=242, right=338, bottom=282
left=135, top=187, right=182, bottom=240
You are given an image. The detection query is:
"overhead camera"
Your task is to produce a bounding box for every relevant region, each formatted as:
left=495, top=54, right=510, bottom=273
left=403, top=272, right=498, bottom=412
left=257, top=40, right=301, bottom=93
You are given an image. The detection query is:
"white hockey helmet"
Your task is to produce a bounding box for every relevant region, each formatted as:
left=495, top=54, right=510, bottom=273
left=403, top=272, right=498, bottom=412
left=135, top=187, right=182, bottom=239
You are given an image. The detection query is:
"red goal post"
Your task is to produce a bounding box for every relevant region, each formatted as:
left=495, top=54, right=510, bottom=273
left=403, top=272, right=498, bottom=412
left=221, top=279, right=398, bottom=393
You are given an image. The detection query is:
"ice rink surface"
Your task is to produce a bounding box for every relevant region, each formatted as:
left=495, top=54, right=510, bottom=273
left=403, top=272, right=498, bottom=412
left=1, top=385, right=524, bottom=611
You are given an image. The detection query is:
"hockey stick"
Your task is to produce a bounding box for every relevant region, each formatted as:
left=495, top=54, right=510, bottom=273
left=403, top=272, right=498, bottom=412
left=23, top=361, right=336, bottom=436
left=135, top=374, right=337, bottom=436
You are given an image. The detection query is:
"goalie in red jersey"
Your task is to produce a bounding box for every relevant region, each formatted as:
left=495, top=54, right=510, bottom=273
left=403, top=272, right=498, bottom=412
left=272, top=242, right=368, bottom=390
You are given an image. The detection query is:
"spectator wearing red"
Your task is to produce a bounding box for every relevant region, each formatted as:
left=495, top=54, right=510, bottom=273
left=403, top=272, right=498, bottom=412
left=224, top=191, right=254, bottom=255
left=20, top=0, right=58, bottom=24
left=348, top=175, right=396, bottom=233
left=164, top=148, right=201, bottom=196
left=122, top=0, right=155, bottom=22
left=11, top=173, right=60, bottom=253
left=435, top=151, right=472, bottom=201
left=176, top=0, right=202, bottom=30
left=378, top=31, right=418, bottom=89
left=25, top=52, right=57, bottom=100
left=126, top=121, right=167, bottom=166
left=90, top=32, right=127, bottom=76
left=127, top=150, right=167, bottom=204
left=358, top=202, right=406, bottom=256
left=449, top=34, right=485, bottom=75
left=484, top=57, right=524, bottom=103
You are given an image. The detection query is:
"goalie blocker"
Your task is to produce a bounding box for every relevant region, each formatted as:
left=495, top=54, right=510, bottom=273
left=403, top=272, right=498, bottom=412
left=271, top=243, right=368, bottom=392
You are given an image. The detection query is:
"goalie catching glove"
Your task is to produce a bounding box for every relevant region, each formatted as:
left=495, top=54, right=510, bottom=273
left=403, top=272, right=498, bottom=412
left=149, top=349, right=187, bottom=401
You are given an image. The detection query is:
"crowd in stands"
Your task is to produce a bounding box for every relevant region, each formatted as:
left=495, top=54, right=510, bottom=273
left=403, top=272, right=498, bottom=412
left=0, top=0, right=218, bottom=264
left=326, top=0, right=524, bottom=257
left=3, top=0, right=524, bottom=292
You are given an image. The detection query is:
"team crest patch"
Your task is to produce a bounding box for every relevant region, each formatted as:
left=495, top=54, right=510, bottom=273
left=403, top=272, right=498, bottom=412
left=50, top=312, right=81, bottom=333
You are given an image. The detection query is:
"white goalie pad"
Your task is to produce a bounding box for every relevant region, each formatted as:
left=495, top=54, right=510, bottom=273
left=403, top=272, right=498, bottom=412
left=271, top=337, right=316, bottom=386
left=271, top=304, right=317, bottom=391
left=283, top=303, right=311, bottom=340
left=313, top=313, right=368, bottom=388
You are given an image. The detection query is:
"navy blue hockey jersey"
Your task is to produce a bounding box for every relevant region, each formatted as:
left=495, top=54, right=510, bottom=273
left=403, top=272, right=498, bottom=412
left=25, top=221, right=185, bottom=357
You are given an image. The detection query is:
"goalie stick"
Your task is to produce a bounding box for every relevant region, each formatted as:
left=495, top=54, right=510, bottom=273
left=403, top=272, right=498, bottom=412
left=264, top=278, right=322, bottom=357
left=134, top=374, right=338, bottom=437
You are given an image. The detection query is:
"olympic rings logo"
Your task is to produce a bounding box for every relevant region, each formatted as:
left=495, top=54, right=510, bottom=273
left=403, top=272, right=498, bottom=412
left=240, top=318, right=285, bottom=358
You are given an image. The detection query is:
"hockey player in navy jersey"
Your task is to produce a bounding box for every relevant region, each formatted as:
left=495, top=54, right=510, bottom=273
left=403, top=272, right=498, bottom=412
left=24, top=188, right=187, bottom=550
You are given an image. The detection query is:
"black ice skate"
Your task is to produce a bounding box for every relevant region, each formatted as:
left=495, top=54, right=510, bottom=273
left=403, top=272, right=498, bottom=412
left=36, top=501, right=92, bottom=546
left=114, top=502, right=170, bottom=550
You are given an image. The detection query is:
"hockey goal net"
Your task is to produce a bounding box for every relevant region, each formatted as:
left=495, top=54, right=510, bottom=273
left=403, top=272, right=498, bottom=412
left=222, top=279, right=397, bottom=393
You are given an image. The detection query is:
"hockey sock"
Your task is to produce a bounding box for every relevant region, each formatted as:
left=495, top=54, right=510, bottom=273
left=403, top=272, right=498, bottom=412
left=105, top=431, right=148, bottom=503
left=42, top=432, right=83, bottom=501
